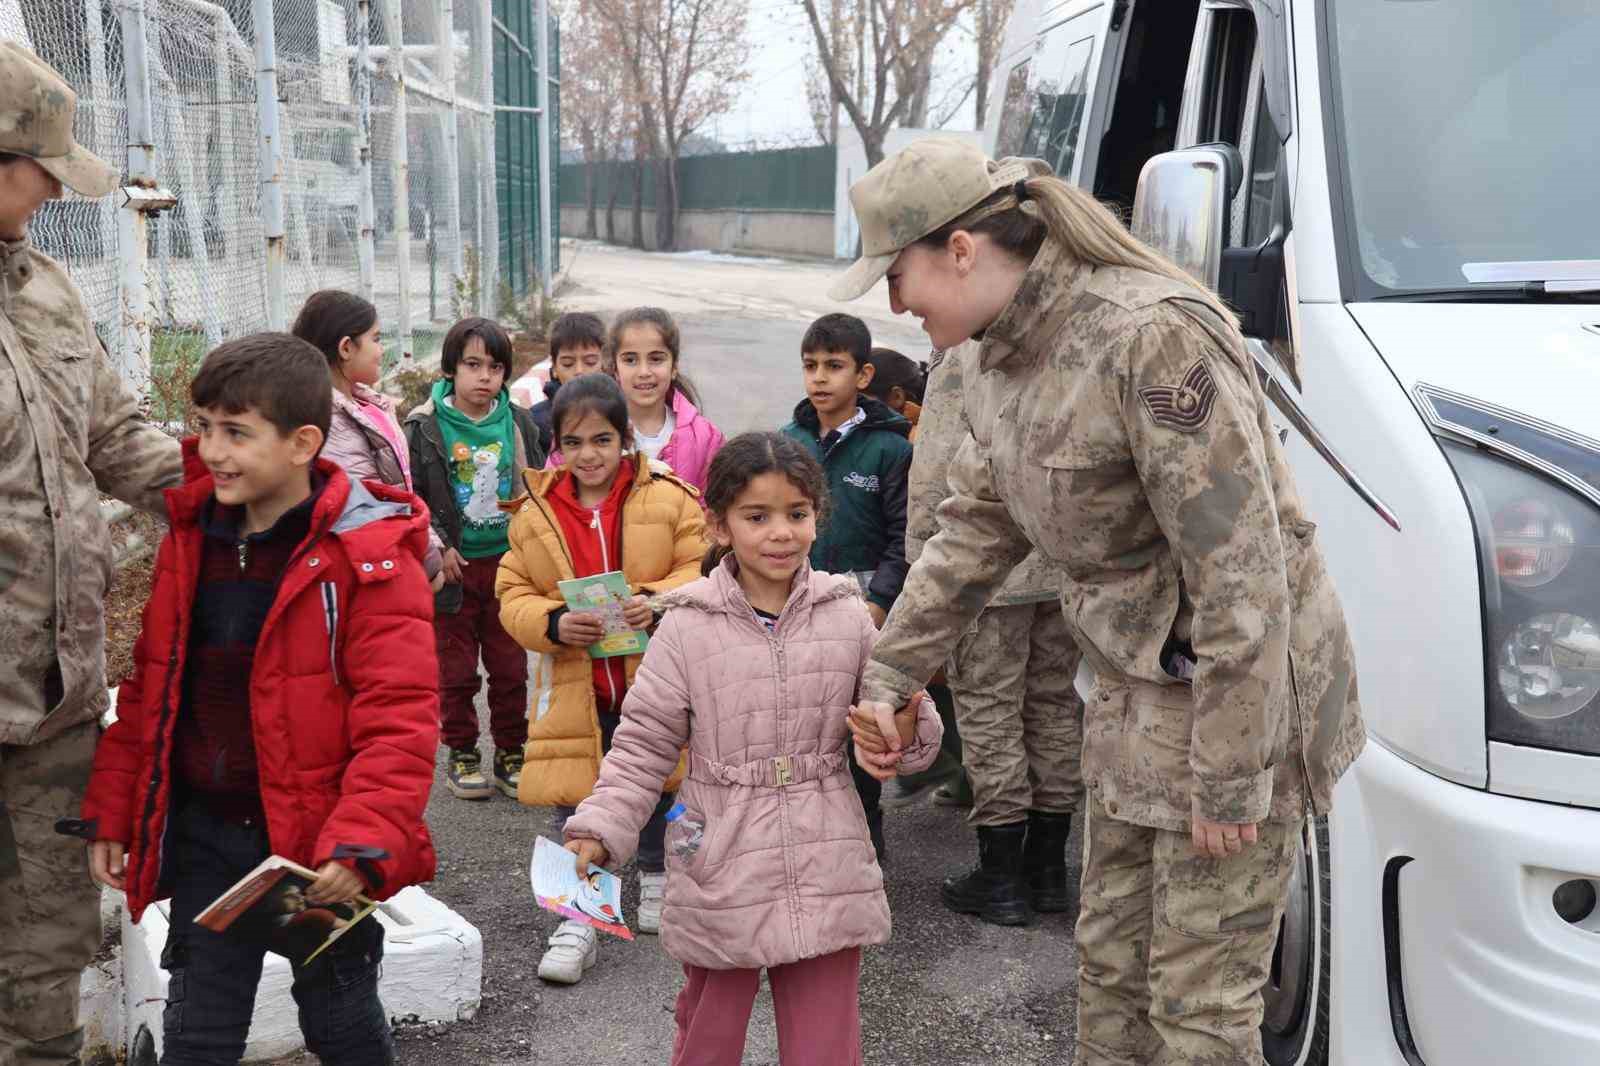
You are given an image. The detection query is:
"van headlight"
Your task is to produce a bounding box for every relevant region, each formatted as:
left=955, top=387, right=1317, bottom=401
left=1443, top=441, right=1600, bottom=753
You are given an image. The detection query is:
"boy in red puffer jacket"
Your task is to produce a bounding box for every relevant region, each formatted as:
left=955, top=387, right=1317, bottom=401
left=70, top=334, right=438, bottom=1066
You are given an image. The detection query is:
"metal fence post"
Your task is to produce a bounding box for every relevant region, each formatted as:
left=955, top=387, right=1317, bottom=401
left=356, top=0, right=377, bottom=304
left=114, top=0, right=157, bottom=399
left=478, top=0, right=498, bottom=316
left=439, top=0, right=464, bottom=284
left=382, top=0, right=413, bottom=365
left=535, top=0, right=553, bottom=299
left=251, top=0, right=287, bottom=329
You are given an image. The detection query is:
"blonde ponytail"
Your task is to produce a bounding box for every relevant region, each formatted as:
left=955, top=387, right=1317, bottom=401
left=1022, top=175, right=1238, bottom=327
left=921, top=172, right=1240, bottom=332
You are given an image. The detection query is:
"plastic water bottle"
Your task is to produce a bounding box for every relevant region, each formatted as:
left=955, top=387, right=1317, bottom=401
left=665, top=803, right=704, bottom=861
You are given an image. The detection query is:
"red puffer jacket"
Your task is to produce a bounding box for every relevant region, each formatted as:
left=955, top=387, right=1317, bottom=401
left=78, top=455, right=440, bottom=921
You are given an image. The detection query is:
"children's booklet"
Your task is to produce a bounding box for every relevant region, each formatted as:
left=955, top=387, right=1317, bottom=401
left=530, top=835, right=634, bottom=940
left=192, top=855, right=403, bottom=965
left=557, top=570, right=649, bottom=659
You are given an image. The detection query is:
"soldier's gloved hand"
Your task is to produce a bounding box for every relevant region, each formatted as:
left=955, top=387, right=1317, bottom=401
left=1191, top=814, right=1259, bottom=859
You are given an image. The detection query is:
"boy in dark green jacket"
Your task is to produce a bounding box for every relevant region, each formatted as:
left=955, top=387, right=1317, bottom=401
left=782, top=313, right=913, bottom=860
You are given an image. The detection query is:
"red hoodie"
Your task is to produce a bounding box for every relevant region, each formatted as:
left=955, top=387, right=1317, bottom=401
left=547, top=461, right=637, bottom=713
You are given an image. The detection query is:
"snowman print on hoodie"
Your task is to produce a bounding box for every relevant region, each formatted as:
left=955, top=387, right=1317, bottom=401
left=453, top=441, right=512, bottom=532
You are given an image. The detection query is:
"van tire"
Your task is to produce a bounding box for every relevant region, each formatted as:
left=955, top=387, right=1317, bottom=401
left=1262, top=815, right=1332, bottom=1066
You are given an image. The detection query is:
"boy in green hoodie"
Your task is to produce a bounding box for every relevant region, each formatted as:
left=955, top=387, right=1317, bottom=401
left=782, top=312, right=913, bottom=860
left=405, top=318, right=545, bottom=801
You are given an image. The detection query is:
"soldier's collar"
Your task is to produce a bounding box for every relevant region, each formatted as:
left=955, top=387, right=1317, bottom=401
left=977, top=242, right=1090, bottom=372
left=0, top=237, right=35, bottom=313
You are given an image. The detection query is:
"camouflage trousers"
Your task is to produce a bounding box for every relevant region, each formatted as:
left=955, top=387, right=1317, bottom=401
left=0, top=721, right=100, bottom=1066
left=944, top=600, right=1084, bottom=827
left=1076, top=796, right=1299, bottom=1066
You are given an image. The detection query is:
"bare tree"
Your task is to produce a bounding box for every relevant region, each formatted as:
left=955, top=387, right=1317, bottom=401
left=561, top=4, right=630, bottom=238
left=588, top=0, right=751, bottom=250
left=797, top=0, right=975, bottom=167
left=972, top=0, right=1016, bottom=130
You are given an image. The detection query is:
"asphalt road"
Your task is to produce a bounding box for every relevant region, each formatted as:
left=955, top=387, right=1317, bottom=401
left=283, top=242, right=1086, bottom=1065
left=553, top=240, right=933, bottom=437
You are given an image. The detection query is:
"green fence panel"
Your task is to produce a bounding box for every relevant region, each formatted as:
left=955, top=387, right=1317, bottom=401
left=493, top=2, right=559, bottom=295
left=560, top=145, right=835, bottom=215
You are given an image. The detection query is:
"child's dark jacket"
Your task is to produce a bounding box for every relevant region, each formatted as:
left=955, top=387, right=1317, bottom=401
left=781, top=396, right=913, bottom=612
left=76, top=448, right=440, bottom=920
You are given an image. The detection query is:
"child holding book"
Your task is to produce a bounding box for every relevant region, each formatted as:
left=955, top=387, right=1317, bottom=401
left=77, top=334, right=438, bottom=1066
left=405, top=317, right=545, bottom=802
left=495, top=373, right=706, bottom=981
left=561, top=431, right=942, bottom=1065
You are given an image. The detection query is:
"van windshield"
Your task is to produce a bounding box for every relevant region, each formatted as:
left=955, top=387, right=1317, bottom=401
left=1328, top=0, right=1600, bottom=299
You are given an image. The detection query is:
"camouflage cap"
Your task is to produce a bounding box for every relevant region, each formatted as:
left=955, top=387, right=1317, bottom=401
left=0, top=41, right=117, bottom=197
left=829, top=137, right=1031, bottom=303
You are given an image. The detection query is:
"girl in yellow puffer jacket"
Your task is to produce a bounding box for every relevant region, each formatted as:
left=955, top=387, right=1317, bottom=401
left=495, top=373, right=706, bottom=982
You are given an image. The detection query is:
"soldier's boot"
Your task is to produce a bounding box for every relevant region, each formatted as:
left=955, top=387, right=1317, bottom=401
left=941, top=823, right=1031, bottom=926
left=1023, top=810, right=1074, bottom=913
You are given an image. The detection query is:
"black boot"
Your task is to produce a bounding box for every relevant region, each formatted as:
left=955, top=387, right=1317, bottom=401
left=1023, top=810, right=1074, bottom=913
left=941, top=823, right=1031, bottom=926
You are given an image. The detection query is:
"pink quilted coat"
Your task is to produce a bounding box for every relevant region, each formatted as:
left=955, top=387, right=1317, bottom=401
left=563, top=558, right=943, bottom=970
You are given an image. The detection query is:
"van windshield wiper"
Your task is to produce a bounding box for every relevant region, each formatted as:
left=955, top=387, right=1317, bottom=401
left=1372, top=284, right=1599, bottom=304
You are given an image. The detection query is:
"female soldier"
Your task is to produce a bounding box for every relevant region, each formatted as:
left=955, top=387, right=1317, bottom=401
left=837, top=137, right=1365, bottom=1065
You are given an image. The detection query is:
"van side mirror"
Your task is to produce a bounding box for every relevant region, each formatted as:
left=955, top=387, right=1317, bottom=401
left=1131, top=144, right=1242, bottom=291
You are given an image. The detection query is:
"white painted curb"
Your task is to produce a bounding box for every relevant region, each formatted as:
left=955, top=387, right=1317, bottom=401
left=83, top=886, right=481, bottom=1062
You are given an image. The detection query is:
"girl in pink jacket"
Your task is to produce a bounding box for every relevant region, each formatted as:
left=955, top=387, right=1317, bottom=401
left=563, top=432, right=942, bottom=1066
left=608, top=306, right=725, bottom=493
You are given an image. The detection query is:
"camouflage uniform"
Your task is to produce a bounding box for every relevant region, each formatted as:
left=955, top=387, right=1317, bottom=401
left=909, top=342, right=1081, bottom=827
left=0, top=42, right=183, bottom=1064
left=862, top=241, right=1365, bottom=1064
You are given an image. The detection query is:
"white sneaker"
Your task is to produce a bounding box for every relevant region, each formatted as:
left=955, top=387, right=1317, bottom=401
left=637, top=871, right=667, bottom=935
left=537, top=920, right=598, bottom=984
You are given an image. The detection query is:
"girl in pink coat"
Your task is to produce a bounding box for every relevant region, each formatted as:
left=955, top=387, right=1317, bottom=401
left=607, top=306, right=725, bottom=493
left=562, top=432, right=942, bottom=1066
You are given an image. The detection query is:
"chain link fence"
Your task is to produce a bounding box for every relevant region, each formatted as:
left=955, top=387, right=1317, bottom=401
left=1, top=0, right=555, bottom=394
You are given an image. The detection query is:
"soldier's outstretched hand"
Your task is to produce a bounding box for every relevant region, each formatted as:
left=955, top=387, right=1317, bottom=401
left=1191, top=815, right=1259, bottom=859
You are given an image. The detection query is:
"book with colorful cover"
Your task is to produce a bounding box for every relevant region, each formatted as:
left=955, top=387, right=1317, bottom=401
left=530, top=835, right=634, bottom=940
left=557, top=570, right=649, bottom=659
left=192, top=856, right=399, bottom=965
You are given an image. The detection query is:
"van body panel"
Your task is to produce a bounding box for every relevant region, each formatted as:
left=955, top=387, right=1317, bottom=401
left=1346, top=305, right=1600, bottom=440
left=1490, top=742, right=1600, bottom=809
left=1286, top=304, right=1486, bottom=785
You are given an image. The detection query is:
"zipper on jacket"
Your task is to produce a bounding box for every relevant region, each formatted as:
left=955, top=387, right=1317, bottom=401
left=591, top=506, right=623, bottom=712
left=134, top=525, right=200, bottom=900
left=237, top=540, right=249, bottom=573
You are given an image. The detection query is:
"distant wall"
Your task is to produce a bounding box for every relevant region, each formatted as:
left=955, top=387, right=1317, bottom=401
left=560, top=145, right=838, bottom=259
left=560, top=205, right=834, bottom=259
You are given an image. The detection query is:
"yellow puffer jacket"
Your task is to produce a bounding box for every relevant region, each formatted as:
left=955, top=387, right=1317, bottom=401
left=496, top=454, right=706, bottom=806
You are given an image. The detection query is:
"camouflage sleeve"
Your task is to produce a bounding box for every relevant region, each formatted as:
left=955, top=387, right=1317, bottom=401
left=861, top=432, right=1033, bottom=705
left=86, top=340, right=182, bottom=515
left=1121, top=316, right=1292, bottom=825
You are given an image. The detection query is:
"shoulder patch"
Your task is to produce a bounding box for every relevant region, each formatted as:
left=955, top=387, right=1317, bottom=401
left=1138, top=359, right=1217, bottom=432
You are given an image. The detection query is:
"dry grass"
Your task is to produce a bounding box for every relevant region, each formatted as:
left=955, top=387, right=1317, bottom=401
left=103, top=512, right=165, bottom=687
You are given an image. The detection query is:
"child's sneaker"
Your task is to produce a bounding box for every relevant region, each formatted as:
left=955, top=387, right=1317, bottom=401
left=637, top=871, right=667, bottom=934
left=492, top=747, right=523, bottom=799
left=446, top=748, right=493, bottom=800
left=538, top=919, right=598, bottom=984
